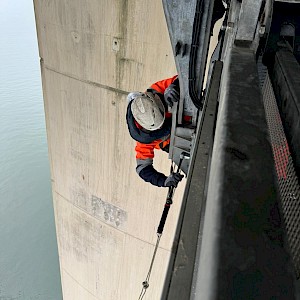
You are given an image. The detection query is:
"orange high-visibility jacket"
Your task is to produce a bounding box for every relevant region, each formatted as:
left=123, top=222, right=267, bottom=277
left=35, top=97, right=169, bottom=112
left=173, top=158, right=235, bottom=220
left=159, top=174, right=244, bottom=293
left=126, top=76, right=178, bottom=187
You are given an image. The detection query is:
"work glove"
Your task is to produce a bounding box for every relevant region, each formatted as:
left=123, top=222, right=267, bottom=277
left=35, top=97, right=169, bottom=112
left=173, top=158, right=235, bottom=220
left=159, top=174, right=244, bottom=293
left=164, top=172, right=184, bottom=188
left=164, top=83, right=180, bottom=107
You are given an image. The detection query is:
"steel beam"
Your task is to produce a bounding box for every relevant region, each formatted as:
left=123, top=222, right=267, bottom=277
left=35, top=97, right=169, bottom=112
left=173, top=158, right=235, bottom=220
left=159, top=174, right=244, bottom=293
left=235, top=0, right=263, bottom=47
left=194, top=46, right=296, bottom=299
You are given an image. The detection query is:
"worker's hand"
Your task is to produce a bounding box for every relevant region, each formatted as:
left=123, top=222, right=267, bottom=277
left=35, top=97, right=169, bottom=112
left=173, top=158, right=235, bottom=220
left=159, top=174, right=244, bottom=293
left=164, top=172, right=184, bottom=188
left=164, top=83, right=180, bottom=107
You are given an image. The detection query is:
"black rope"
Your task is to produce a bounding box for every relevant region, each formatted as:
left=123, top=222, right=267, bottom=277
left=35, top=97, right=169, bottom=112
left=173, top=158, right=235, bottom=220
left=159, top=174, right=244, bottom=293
left=157, top=154, right=186, bottom=235
left=157, top=191, right=174, bottom=235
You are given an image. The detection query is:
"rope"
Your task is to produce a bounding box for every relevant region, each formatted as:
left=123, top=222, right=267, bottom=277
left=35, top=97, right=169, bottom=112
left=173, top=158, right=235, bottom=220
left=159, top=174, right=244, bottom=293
left=138, top=234, right=162, bottom=300
left=137, top=153, right=189, bottom=299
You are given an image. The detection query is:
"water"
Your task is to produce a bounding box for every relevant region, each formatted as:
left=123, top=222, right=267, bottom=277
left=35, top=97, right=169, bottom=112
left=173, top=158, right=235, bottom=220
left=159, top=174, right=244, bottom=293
left=0, top=1, right=62, bottom=299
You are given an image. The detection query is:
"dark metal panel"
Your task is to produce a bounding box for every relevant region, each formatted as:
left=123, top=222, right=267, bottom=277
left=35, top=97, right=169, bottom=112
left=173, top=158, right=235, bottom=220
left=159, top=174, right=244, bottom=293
left=195, top=47, right=296, bottom=299
left=263, top=1, right=300, bottom=64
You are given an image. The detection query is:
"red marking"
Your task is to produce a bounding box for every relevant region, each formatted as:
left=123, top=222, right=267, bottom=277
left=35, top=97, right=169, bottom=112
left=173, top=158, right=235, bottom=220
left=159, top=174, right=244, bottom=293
left=273, top=140, right=290, bottom=180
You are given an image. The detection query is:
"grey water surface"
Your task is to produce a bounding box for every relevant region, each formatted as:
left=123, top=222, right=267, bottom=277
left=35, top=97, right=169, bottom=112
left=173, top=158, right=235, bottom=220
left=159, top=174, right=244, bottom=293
left=0, top=1, right=62, bottom=299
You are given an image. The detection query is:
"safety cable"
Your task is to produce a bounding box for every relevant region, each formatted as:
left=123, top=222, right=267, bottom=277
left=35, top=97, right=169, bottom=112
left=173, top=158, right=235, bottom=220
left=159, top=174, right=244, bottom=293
left=137, top=152, right=190, bottom=300
left=138, top=234, right=162, bottom=300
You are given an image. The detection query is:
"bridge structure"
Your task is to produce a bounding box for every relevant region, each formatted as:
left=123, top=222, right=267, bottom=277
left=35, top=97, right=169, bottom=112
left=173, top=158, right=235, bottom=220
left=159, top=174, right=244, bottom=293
left=34, top=0, right=300, bottom=299
left=163, top=0, right=300, bottom=298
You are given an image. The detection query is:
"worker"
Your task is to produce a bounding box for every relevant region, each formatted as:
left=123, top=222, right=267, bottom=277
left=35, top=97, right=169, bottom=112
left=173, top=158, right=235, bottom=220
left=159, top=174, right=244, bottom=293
left=126, top=76, right=184, bottom=188
left=126, top=1, right=226, bottom=188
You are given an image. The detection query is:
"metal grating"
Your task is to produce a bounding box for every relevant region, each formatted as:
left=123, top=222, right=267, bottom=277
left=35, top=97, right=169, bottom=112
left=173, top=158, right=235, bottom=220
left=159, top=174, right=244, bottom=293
left=261, top=69, right=300, bottom=278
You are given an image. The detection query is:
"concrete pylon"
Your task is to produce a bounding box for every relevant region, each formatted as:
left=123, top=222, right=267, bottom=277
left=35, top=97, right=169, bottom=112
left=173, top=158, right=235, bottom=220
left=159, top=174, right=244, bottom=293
left=33, top=0, right=185, bottom=299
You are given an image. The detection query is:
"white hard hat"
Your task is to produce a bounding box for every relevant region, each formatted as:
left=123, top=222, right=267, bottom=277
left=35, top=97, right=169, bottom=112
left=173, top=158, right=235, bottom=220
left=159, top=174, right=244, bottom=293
left=130, top=92, right=165, bottom=131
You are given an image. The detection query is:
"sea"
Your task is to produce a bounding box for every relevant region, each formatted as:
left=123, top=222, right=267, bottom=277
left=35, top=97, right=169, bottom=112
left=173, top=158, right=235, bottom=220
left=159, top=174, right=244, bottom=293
left=0, top=0, right=63, bottom=299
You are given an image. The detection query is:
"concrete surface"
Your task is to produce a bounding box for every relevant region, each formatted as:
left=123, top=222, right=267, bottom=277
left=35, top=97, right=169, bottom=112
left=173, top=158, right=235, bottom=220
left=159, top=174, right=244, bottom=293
left=33, top=0, right=185, bottom=299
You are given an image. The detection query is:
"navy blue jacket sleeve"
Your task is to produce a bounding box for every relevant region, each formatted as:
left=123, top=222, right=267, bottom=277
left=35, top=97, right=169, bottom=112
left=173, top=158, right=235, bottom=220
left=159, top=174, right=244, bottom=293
left=138, top=165, right=167, bottom=187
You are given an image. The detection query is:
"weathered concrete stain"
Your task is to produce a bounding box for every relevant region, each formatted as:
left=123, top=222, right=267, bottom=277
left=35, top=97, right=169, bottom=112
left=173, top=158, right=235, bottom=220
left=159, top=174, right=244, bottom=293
left=91, top=195, right=127, bottom=228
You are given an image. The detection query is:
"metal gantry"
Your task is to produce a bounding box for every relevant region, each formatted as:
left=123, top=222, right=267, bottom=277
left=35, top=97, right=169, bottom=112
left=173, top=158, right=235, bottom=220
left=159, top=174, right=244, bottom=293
left=162, top=0, right=300, bottom=299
